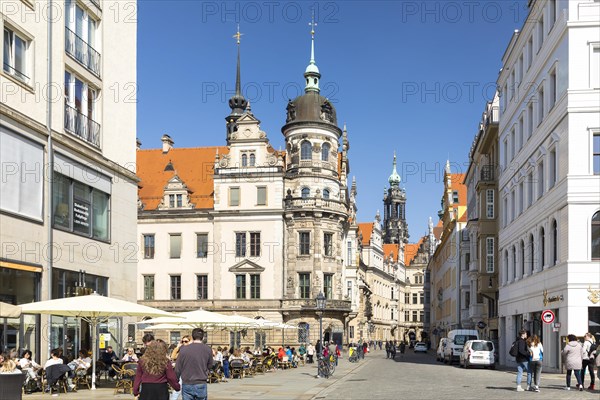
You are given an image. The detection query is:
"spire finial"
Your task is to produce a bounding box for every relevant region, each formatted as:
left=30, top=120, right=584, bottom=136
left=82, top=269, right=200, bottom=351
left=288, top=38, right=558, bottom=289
left=388, top=151, right=401, bottom=187
left=304, top=9, right=321, bottom=93
left=226, top=24, right=248, bottom=137
left=233, top=25, right=244, bottom=97
left=309, top=10, right=317, bottom=64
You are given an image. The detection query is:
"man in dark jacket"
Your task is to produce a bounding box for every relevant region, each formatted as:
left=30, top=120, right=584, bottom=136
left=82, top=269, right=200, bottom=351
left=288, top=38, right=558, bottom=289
left=515, top=330, right=530, bottom=392
left=176, top=328, right=214, bottom=400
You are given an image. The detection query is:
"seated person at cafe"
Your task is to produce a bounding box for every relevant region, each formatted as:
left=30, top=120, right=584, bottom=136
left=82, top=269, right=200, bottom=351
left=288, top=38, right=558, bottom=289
left=19, top=350, right=42, bottom=382
left=122, top=347, right=139, bottom=362
left=68, top=349, right=91, bottom=378
left=277, top=347, right=285, bottom=360
left=100, top=346, right=118, bottom=378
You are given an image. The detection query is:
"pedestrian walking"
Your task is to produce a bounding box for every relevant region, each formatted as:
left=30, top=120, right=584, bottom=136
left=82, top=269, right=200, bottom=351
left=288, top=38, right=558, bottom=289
left=513, top=330, right=530, bottom=392
left=562, top=334, right=584, bottom=391
left=527, top=335, right=543, bottom=392
left=306, top=343, right=315, bottom=364
left=582, top=332, right=596, bottom=391
left=175, top=328, right=214, bottom=400
left=390, top=341, right=397, bottom=359
left=133, top=340, right=180, bottom=400
left=400, top=342, right=406, bottom=354
left=385, top=341, right=390, bottom=359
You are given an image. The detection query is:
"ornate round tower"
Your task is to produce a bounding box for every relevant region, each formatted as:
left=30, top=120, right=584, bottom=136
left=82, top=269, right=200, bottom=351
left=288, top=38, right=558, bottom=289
left=383, top=152, right=409, bottom=244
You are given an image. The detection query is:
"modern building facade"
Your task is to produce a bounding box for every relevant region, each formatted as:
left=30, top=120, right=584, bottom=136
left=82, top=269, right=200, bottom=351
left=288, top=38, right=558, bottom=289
left=496, top=0, right=600, bottom=371
left=0, top=0, right=137, bottom=359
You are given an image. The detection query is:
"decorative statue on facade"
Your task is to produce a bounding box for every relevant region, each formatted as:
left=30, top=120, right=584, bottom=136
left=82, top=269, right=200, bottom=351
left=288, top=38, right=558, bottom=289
left=286, top=99, right=296, bottom=122
left=320, top=100, right=334, bottom=123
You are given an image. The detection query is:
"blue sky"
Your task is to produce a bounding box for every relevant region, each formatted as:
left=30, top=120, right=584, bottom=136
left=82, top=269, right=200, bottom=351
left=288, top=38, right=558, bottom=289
left=137, top=0, right=528, bottom=240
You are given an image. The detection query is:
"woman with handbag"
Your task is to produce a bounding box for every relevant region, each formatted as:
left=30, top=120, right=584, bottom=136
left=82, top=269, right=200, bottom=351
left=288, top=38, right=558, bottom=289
left=528, top=335, right=544, bottom=392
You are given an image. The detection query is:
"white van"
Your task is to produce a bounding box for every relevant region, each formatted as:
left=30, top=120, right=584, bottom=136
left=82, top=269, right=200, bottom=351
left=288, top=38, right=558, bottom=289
left=443, top=329, right=478, bottom=364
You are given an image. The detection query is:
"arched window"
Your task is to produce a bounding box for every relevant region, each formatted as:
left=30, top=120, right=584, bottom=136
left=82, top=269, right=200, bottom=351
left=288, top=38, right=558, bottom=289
left=323, top=188, right=330, bottom=199
left=520, top=240, right=525, bottom=277
left=552, top=220, right=558, bottom=266
left=504, top=250, right=509, bottom=282
left=512, top=246, right=517, bottom=279
left=540, top=227, right=545, bottom=269
left=241, top=153, right=248, bottom=167
left=592, top=212, right=600, bottom=260
left=529, top=234, right=535, bottom=274
left=321, top=142, right=331, bottom=161
left=301, top=187, right=310, bottom=199
left=301, top=141, right=312, bottom=160
left=298, top=322, right=309, bottom=343
left=249, top=153, right=255, bottom=166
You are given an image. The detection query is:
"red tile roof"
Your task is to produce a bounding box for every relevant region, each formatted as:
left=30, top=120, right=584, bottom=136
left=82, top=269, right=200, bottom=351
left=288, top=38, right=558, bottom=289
left=404, top=237, right=425, bottom=266
left=358, top=223, right=373, bottom=246
left=137, top=146, right=228, bottom=210
left=433, top=220, right=443, bottom=240
left=382, top=243, right=399, bottom=262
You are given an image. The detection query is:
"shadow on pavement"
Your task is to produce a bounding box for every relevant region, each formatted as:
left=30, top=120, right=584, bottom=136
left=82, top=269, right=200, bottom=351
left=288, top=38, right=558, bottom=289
left=485, top=386, right=519, bottom=391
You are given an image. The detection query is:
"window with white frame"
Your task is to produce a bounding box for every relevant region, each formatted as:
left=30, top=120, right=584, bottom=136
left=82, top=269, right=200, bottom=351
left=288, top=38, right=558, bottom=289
left=347, top=241, right=352, bottom=264
left=3, top=27, right=30, bottom=84
left=518, top=115, right=524, bottom=151
left=549, top=69, right=557, bottom=109
left=65, top=0, right=100, bottom=76
left=594, top=133, right=600, bottom=175
left=518, top=54, right=523, bottom=86
left=196, top=233, right=208, bottom=258
left=235, top=232, right=246, bottom=257
left=503, top=196, right=508, bottom=227
left=537, top=86, right=544, bottom=126
left=257, top=186, right=267, bottom=206
left=510, top=128, right=516, bottom=161
left=549, top=148, right=557, bottom=188
left=299, top=232, right=311, bottom=255
left=486, top=237, right=494, bottom=273
left=537, top=161, right=544, bottom=199
left=537, top=14, right=544, bottom=53
left=518, top=182, right=524, bottom=216
left=323, top=233, right=333, bottom=257
left=229, top=187, right=240, bottom=206
left=486, top=189, right=494, bottom=219
left=527, top=36, right=533, bottom=70
left=591, top=45, right=600, bottom=89
left=527, top=103, right=534, bottom=140
left=502, top=139, right=508, bottom=169
left=321, top=142, right=330, bottom=161
left=347, top=280, right=352, bottom=299
left=64, top=70, right=100, bottom=147
left=548, top=0, right=556, bottom=31
left=170, top=234, right=181, bottom=259
left=143, top=275, right=154, bottom=301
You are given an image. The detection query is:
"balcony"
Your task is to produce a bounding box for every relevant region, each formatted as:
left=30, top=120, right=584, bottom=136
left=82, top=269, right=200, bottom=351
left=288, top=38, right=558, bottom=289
left=284, top=197, right=348, bottom=214
left=64, top=104, right=101, bottom=148
left=483, top=105, right=499, bottom=128
left=65, top=27, right=101, bottom=77
left=480, top=165, right=495, bottom=182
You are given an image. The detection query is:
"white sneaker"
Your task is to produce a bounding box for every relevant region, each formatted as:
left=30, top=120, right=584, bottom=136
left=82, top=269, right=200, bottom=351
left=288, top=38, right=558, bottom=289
left=516, top=386, right=525, bottom=392
left=534, top=386, right=540, bottom=392
left=564, top=387, right=570, bottom=390
left=526, top=385, right=530, bottom=391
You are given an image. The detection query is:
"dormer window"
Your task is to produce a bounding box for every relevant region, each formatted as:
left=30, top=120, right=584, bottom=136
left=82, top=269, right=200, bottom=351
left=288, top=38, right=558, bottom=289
left=249, top=153, right=255, bottom=166
left=160, top=175, right=193, bottom=210
left=240, top=151, right=256, bottom=167
left=242, top=154, right=248, bottom=167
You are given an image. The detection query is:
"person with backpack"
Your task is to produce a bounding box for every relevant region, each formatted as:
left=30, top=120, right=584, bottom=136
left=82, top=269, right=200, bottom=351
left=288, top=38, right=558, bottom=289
left=582, top=332, right=596, bottom=391
left=511, top=330, right=530, bottom=392
left=562, top=334, right=584, bottom=391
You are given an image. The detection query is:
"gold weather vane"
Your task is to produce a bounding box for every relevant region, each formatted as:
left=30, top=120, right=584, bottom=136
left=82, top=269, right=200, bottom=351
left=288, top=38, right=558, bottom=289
left=233, top=24, right=243, bottom=44
left=309, top=10, right=317, bottom=37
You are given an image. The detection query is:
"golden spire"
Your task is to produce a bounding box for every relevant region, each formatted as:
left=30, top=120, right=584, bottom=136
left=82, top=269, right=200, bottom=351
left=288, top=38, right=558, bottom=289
left=233, top=24, right=243, bottom=45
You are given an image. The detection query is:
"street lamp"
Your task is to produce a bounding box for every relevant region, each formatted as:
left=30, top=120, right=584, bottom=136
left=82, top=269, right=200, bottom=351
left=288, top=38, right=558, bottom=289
left=316, top=291, right=326, bottom=376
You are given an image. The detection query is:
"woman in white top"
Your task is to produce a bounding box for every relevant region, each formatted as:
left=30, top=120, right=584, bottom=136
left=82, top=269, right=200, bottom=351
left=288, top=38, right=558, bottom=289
left=19, top=350, right=41, bottom=381
left=0, top=358, right=22, bottom=374
left=528, top=335, right=544, bottom=392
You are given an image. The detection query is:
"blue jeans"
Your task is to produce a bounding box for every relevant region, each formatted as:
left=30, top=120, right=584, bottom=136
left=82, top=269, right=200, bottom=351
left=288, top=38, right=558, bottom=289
left=169, top=378, right=182, bottom=400
left=181, top=383, right=207, bottom=400
left=516, top=360, right=529, bottom=385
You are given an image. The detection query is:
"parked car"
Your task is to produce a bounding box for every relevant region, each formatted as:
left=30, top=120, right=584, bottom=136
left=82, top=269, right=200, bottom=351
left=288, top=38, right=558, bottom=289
left=436, top=338, right=448, bottom=362
left=414, top=342, right=428, bottom=353
left=443, top=329, right=478, bottom=364
left=460, top=340, right=495, bottom=369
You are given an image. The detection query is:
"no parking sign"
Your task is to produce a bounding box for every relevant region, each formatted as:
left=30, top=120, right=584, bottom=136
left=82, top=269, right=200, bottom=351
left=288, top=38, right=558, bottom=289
left=541, top=309, right=555, bottom=324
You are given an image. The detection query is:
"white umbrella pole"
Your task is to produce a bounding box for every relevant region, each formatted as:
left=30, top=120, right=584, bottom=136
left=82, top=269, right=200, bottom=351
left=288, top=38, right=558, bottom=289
left=91, top=320, right=97, bottom=390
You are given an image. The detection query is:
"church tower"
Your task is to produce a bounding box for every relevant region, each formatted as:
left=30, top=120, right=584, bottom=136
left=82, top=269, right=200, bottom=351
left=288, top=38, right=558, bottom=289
left=383, top=152, right=409, bottom=244
left=280, top=17, right=352, bottom=343
left=225, top=26, right=248, bottom=142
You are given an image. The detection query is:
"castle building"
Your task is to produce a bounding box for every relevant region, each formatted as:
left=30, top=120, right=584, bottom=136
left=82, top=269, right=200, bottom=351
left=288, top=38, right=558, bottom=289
left=136, top=26, right=355, bottom=347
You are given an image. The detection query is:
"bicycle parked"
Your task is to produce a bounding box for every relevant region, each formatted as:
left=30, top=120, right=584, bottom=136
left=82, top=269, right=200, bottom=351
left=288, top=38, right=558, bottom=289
left=317, top=355, right=335, bottom=378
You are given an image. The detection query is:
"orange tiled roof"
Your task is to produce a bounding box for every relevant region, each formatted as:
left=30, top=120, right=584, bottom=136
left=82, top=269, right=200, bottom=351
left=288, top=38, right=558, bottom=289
left=358, top=223, right=373, bottom=246
left=449, top=173, right=467, bottom=206
left=137, top=146, right=228, bottom=210
left=433, top=220, right=443, bottom=240
left=382, top=243, right=399, bottom=262
left=404, top=236, right=425, bottom=266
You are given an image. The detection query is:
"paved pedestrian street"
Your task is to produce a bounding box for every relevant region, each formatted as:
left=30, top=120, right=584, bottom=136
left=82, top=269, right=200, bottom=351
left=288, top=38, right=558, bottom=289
left=25, top=350, right=600, bottom=400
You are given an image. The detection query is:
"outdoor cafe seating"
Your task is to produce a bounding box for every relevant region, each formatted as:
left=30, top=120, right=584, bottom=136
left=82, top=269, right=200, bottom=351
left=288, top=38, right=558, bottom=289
left=112, top=362, right=137, bottom=395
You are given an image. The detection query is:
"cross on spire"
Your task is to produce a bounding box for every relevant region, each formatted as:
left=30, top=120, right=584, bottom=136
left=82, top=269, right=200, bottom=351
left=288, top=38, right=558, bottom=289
left=309, top=10, right=317, bottom=38
left=233, top=24, right=243, bottom=45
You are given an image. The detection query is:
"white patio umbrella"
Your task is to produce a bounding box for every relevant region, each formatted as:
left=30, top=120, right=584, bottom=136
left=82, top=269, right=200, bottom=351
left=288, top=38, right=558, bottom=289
left=0, top=301, right=21, bottom=318
left=21, top=292, right=178, bottom=389
left=140, top=308, right=241, bottom=329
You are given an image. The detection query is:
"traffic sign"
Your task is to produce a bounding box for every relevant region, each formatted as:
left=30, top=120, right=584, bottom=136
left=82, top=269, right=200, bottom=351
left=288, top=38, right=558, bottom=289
left=541, top=309, right=555, bottom=324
